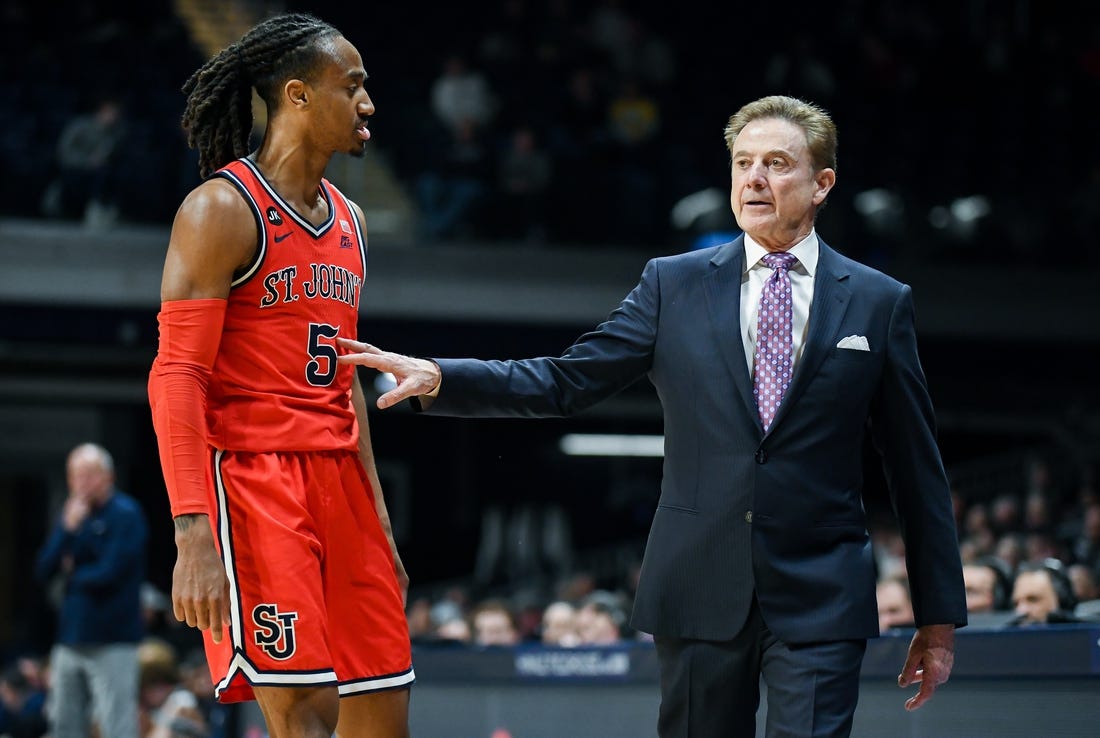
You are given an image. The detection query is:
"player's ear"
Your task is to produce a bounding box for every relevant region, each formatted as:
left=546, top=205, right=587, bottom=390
left=284, top=79, right=309, bottom=109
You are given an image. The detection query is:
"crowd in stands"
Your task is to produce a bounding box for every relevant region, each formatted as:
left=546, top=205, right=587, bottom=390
left=405, top=453, right=1100, bottom=653
left=288, top=0, right=1100, bottom=260
left=0, top=1, right=205, bottom=229
left=8, top=450, right=1096, bottom=735
left=870, top=454, right=1100, bottom=631
left=1, top=582, right=229, bottom=738
left=4, top=1, right=1098, bottom=263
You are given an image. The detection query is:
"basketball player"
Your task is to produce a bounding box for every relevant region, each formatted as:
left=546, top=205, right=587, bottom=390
left=147, top=13, right=412, bottom=738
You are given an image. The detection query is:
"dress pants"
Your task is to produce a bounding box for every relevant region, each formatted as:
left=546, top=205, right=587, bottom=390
left=47, top=642, right=139, bottom=738
left=654, top=599, right=866, bottom=738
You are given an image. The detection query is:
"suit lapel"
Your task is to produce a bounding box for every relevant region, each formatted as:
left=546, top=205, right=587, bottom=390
left=766, top=240, right=852, bottom=435
left=702, top=236, right=762, bottom=431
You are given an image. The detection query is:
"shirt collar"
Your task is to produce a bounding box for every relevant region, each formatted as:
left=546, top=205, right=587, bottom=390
left=743, top=230, right=819, bottom=277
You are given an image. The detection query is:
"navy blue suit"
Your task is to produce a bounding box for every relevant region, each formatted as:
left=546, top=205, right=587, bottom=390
left=425, top=236, right=966, bottom=733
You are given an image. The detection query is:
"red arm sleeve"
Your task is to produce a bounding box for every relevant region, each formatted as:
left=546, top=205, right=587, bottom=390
left=147, top=298, right=227, bottom=517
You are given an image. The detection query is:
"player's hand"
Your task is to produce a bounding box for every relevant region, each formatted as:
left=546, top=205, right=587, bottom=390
left=336, top=338, right=441, bottom=409
left=391, top=548, right=410, bottom=608
left=171, top=514, right=232, bottom=644
left=897, top=623, right=955, bottom=711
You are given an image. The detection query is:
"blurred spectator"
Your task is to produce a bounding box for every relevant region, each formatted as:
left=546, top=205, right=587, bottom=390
left=554, top=572, right=597, bottom=604
left=429, top=54, right=497, bottom=134
left=1067, top=564, right=1100, bottom=605
left=40, top=97, right=127, bottom=227
left=406, top=596, right=434, bottom=641
left=963, top=501, right=992, bottom=540
left=435, top=617, right=472, bottom=644
left=554, top=66, right=609, bottom=154
left=511, top=590, right=548, bottom=642
left=540, top=601, right=580, bottom=647
left=605, top=78, right=659, bottom=149
left=604, top=77, right=662, bottom=242
left=178, top=649, right=229, bottom=738
left=1025, top=458, right=1054, bottom=497
left=427, top=598, right=472, bottom=644
left=990, top=493, right=1022, bottom=535
left=876, top=576, right=916, bottom=632
left=1011, top=560, right=1079, bottom=625
left=0, top=662, right=47, bottom=738
left=494, top=125, right=553, bottom=242
left=962, top=557, right=1013, bottom=613
left=870, top=523, right=906, bottom=580
left=470, top=599, right=520, bottom=647
left=1071, top=503, right=1100, bottom=570
left=415, top=119, right=492, bottom=241
left=575, top=591, right=628, bottom=645
left=544, top=65, right=614, bottom=243
left=138, top=638, right=182, bottom=732
left=1024, top=490, right=1054, bottom=534
left=11, top=657, right=47, bottom=700
left=138, top=638, right=207, bottom=738
left=1023, top=531, right=1063, bottom=564
left=995, top=533, right=1026, bottom=571
left=33, top=443, right=147, bottom=738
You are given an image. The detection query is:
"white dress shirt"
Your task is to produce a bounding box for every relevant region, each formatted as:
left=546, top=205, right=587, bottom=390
left=740, top=230, right=819, bottom=377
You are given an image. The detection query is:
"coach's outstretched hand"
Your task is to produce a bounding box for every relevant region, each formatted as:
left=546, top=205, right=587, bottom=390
left=337, top=338, right=442, bottom=409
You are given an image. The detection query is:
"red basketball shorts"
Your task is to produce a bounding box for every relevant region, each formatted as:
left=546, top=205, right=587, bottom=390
left=202, top=449, right=414, bottom=703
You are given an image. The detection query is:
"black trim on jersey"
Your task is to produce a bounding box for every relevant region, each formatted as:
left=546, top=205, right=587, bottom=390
left=238, top=157, right=336, bottom=239
left=330, top=187, right=369, bottom=279
left=214, top=169, right=268, bottom=288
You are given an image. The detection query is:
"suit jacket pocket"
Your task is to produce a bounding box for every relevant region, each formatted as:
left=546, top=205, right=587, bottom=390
left=829, top=347, right=878, bottom=362
left=813, top=519, right=866, bottom=530
left=656, top=503, right=699, bottom=515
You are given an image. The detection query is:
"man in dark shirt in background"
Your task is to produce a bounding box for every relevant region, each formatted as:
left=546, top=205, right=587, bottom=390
left=35, top=443, right=148, bottom=738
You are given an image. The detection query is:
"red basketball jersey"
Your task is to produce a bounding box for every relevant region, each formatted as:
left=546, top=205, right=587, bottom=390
left=206, top=158, right=367, bottom=452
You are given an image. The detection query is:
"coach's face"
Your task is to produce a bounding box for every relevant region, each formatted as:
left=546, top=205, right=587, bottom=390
left=730, top=117, right=834, bottom=251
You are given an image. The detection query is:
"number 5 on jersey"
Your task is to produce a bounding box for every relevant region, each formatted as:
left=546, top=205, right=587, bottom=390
left=306, top=323, right=340, bottom=386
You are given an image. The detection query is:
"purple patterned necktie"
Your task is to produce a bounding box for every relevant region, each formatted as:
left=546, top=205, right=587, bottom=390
left=753, top=251, right=798, bottom=432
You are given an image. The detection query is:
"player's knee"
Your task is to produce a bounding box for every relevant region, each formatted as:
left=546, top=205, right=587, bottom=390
left=335, top=688, right=411, bottom=738
left=255, top=685, right=340, bottom=738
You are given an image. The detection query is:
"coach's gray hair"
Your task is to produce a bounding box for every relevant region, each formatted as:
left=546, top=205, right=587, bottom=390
left=723, top=95, right=838, bottom=172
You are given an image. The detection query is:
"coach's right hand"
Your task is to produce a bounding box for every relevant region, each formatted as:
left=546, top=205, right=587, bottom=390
left=172, top=514, right=232, bottom=643
left=337, top=338, right=441, bottom=409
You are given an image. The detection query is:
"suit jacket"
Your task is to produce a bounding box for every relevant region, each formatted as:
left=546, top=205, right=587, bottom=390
left=426, top=236, right=967, bottom=643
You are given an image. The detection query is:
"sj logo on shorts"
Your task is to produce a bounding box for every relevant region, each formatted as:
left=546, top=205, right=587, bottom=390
left=252, top=603, right=299, bottom=660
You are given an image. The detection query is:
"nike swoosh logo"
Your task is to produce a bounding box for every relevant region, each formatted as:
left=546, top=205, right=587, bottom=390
left=274, top=232, right=291, bottom=243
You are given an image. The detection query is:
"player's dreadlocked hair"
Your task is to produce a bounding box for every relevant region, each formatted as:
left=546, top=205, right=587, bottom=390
left=180, top=13, right=342, bottom=178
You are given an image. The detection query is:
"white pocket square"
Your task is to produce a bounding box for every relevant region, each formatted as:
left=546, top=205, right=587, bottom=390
left=836, top=335, right=870, bottom=351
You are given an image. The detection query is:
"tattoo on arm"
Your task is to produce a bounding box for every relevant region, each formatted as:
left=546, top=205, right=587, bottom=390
left=174, top=514, right=203, bottom=532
